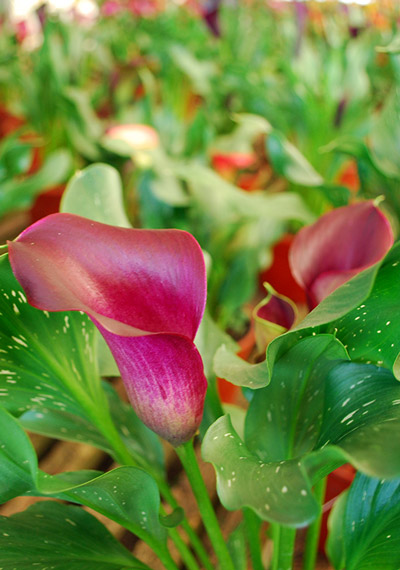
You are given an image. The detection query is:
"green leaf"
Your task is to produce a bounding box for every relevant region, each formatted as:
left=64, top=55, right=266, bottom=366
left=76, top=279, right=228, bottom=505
left=227, top=522, right=247, bottom=570
left=267, top=243, right=398, bottom=379
left=45, top=467, right=167, bottom=542
left=323, top=244, right=400, bottom=375
left=177, top=162, right=314, bottom=224
left=245, top=335, right=348, bottom=463
left=266, top=131, right=324, bottom=187
left=61, top=164, right=132, bottom=228
left=202, top=414, right=319, bottom=527
left=327, top=474, right=400, bottom=570
left=0, top=246, right=163, bottom=475
left=0, top=502, right=145, bottom=569
left=0, top=149, right=72, bottom=215
left=0, top=255, right=106, bottom=422
left=195, top=310, right=238, bottom=380
left=213, top=345, right=269, bottom=389
left=0, top=407, right=38, bottom=502
left=169, top=44, right=217, bottom=96
left=204, top=336, right=400, bottom=526
left=376, top=34, right=400, bottom=54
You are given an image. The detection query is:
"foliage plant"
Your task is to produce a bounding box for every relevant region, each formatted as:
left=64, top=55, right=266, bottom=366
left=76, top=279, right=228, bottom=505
left=1, top=164, right=400, bottom=569
left=1, top=2, right=400, bottom=569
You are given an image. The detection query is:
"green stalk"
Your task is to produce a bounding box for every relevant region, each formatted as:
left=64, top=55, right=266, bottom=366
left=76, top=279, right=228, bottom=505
left=243, top=508, right=264, bottom=570
left=93, top=415, right=203, bottom=570
left=176, top=439, right=236, bottom=570
left=302, top=477, right=327, bottom=570
left=270, top=524, right=296, bottom=570
left=157, top=478, right=214, bottom=570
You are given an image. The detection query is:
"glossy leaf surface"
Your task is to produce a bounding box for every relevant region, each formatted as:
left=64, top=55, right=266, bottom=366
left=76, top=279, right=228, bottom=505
left=0, top=502, right=145, bottom=569
left=327, top=474, right=400, bottom=570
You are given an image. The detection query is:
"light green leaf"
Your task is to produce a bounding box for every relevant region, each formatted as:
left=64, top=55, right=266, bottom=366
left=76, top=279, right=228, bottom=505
left=203, top=414, right=319, bottom=527
left=213, top=344, right=269, bottom=389
left=61, top=164, right=132, bottom=228
left=266, top=131, right=324, bottom=187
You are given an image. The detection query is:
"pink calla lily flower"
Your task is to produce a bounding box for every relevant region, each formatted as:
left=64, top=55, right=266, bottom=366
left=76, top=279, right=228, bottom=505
left=8, top=213, right=207, bottom=446
left=289, top=201, right=394, bottom=309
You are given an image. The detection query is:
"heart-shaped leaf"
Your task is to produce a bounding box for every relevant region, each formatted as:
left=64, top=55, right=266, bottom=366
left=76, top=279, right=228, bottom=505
left=327, top=473, right=400, bottom=570
left=0, top=502, right=146, bottom=569
left=269, top=242, right=400, bottom=380
left=0, top=254, right=105, bottom=423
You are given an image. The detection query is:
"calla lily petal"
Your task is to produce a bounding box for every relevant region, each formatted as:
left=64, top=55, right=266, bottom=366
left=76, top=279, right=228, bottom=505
left=8, top=213, right=207, bottom=446
left=289, top=201, right=393, bottom=309
left=8, top=213, right=206, bottom=339
left=99, top=328, right=207, bottom=446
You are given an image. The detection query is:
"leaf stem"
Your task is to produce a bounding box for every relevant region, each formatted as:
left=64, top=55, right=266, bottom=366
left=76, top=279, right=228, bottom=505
left=243, top=508, right=264, bottom=570
left=302, top=477, right=327, bottom=570
left=157, top=478, right=213, bottom=570
left=102, top=426, right=207, bottom=570
left=270, top=524, right=296, bottom=570
left=176, top=439, right=236, bottom=570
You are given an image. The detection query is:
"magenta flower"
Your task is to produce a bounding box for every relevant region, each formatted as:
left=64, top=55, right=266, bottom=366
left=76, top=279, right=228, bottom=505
left=8, top=213, right=207, bottom=447
left=289, top=201, right=394, bottom=309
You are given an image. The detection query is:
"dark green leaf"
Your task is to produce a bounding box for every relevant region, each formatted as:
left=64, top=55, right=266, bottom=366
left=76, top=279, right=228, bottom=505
left=0, top=502, right=145, bottom=569
left=0, top=407, right=38, bottom=502
left=327, top=473, right=400, bottom=570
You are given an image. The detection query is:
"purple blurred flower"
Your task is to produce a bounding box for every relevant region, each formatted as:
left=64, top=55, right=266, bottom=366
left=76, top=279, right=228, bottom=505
left=8, top=213, right=207, bottom=446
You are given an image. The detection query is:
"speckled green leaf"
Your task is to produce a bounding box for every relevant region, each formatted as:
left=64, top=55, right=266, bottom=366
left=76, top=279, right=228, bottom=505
left=267, top=242, right=400, bottom=379
left=248, top=338, right=400, bottom=480
left=204, top=336, right=400, bottom=526
left=41, top=467, right=167, bottom=542
left=61, top=163, right=132, bottom=228
left=327, top=474, right=400, bottom=570
left=245, top=335, right=348, bottom=463
left=0, top=502, right=145, bottom=569
left=323, top=244, right=400, bottom=375
left=202, top=414, right=319, bottom=527
left=0, top=255, right=111, bottom=444
left=0, top=407, right=38, bottom=502
left=0, top=255, right=164, bottom=473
